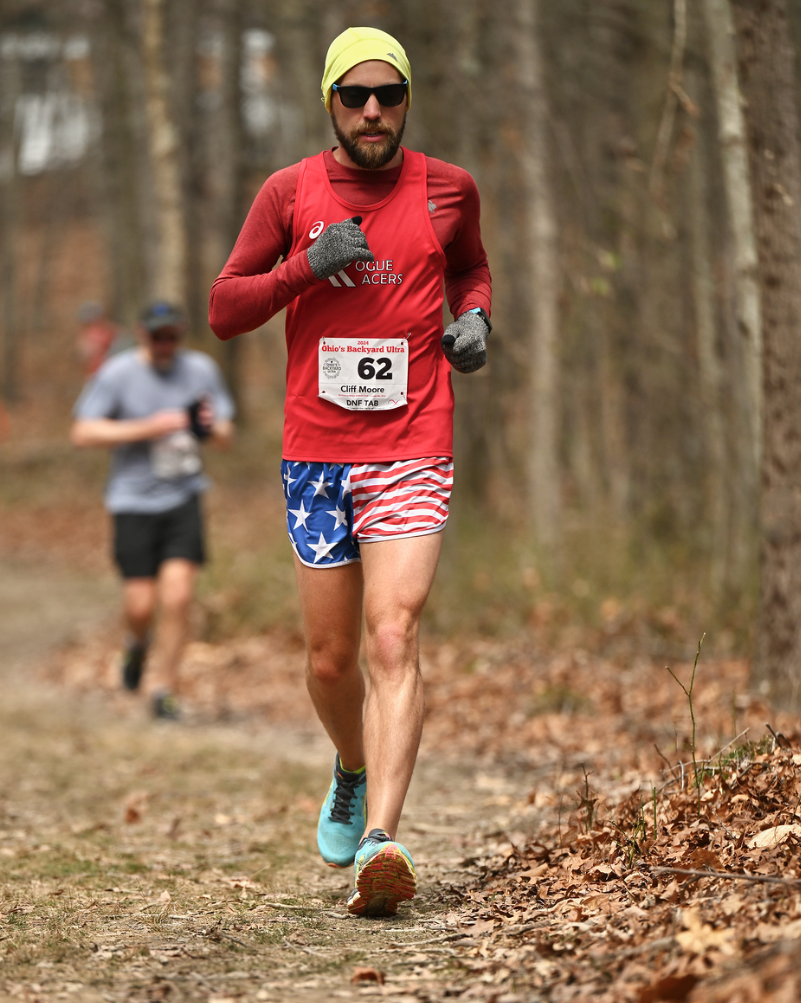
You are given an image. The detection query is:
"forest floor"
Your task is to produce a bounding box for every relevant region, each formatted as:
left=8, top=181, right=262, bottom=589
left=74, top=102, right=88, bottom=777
left=3, top=553, right=801, bottom=1003
left=3, top=399, right=801, bottom=1002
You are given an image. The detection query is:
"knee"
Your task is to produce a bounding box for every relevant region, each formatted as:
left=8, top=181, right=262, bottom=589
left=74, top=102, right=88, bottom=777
left=306, top=644, right=358, bottom=688
left=365, top=615, right=417, bottom=675
left=160, top=587, right=193, bottom=619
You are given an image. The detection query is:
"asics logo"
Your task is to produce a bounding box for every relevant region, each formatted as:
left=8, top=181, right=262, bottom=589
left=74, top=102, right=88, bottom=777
left=309, top=220, right=325, bottom=239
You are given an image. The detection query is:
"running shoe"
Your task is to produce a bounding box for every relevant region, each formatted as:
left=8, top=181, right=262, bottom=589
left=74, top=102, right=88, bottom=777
left=346, top=828, right=416, bottom=918
left=152, top=691, right=181, bottom=721
left=317, top=755, right=367, bottom=868
left=120, top=640, right=147, bottom=691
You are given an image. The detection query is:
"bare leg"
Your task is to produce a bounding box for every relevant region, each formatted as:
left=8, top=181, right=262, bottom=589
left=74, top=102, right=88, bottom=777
left=122, top=578, right=157, bottom=644
left=293, top=555, right=366, bottom=772
left=153, top=558, right=197, bottom=695
left=360, top=532, right=443, bottom=839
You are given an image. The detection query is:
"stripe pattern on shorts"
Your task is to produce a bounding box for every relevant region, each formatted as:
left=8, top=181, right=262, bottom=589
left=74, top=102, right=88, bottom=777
left=350, top=457, right=453, bottom=542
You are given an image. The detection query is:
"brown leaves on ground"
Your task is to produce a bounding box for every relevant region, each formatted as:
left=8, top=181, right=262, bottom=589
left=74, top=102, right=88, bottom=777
left=43, top=629, right=801, bottom=1001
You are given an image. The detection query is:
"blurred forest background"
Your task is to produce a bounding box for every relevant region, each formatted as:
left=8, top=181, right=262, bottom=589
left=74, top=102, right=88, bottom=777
left=0, top=0, right=795, bottom=668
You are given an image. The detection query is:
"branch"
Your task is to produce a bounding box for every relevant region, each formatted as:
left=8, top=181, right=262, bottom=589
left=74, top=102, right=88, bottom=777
left=648, top=865, right=801, bottom=886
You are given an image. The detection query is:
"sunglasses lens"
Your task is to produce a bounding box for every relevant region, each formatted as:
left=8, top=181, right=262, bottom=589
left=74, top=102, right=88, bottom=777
left=337, top=86, right=370, bottom=108
left=335, top=82, right=407, bottom=108
left=375, top=84, right=407, bottom=107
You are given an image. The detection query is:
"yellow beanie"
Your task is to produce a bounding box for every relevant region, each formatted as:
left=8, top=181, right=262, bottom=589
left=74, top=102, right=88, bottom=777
left=321, top=27, right=412, bottom=112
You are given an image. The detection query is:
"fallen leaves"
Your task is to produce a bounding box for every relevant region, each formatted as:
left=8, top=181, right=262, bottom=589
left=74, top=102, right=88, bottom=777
left=676, top=908, right=737, bottom=955
left=351, top=966, right=385, bottom=985
left=37, top=621, right=801, bottom=1001
left=748, top=824, right=801, bottom=849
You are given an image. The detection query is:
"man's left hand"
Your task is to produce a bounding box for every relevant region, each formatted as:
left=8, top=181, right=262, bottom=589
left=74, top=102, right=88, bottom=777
left=187, top=398, right=214, bottom=440
left=441, top=311, right=489, bottom=374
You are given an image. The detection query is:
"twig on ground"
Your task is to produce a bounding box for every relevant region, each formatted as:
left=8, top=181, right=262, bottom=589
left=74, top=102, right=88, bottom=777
left=648, top=865, right=801, bottom=887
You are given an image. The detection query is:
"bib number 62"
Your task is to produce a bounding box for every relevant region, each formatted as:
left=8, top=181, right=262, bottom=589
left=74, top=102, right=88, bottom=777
left=357, top=357, right=392, bottom=380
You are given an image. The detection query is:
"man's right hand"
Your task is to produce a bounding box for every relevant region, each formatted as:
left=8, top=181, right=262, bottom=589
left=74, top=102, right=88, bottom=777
left=307, top=216, right=374, bottom=280
left=147, top=410, right=190, bottom=438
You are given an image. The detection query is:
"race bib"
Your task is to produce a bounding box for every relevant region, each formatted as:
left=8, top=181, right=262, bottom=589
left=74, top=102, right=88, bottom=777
left=318, top=337, right=409, bottom=411
left=151, top=430, right=202, bottom=479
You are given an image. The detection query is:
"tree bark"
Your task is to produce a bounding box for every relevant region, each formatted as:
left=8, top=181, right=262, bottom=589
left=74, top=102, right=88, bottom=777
left=513, top=0, right=561, bottom=555
left=702, top=0, right=761, bottom=591
left=732, top=0, right=801, bottom=709
left=141, top=0, right=187, bottom=305
left=213, top=0, right=245, bottom=404
left=702, top=0, right=762, bottom=469
left=89, top=0, right=147, bottom=328
left=686, top=95, right=728, bottom=595
left=0, top=36, right=21, bottom=402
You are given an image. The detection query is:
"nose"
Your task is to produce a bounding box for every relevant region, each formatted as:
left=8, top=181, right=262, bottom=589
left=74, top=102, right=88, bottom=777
left=362, top=93, right=382, bottom=119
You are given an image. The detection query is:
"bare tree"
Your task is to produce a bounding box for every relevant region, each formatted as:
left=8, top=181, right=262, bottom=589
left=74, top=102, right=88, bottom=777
left=513, top=0, right=561, bottom=555
left=733, top=0, right=801, bottom=709
left=0, top=32, right=21, bottom=402
left=702, top=0, right=761, bottom=468
left=141, top=0, right=187, bottom=304
left=702, top=0, right=761, bottom=590
left=89, top=0, right=148, bottom=328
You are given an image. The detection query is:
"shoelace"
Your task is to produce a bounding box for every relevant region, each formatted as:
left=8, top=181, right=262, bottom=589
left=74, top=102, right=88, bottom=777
left=330, top=769, right=364, bottom=824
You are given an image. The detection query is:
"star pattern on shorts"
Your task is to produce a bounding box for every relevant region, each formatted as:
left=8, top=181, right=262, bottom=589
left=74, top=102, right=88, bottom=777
left=308, top=532, right=337, bottom=563
left=289, top=500, right=311, bottom=529
left=311, top=472, right=331, bottom=498
left=327, top=505, right=347, bottom=529
left=283, top=466, right=297, bottom=496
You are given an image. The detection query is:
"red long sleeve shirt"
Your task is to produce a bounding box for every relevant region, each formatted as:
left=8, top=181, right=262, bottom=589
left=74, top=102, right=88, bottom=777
left=208, top=149, right=492, bottom=339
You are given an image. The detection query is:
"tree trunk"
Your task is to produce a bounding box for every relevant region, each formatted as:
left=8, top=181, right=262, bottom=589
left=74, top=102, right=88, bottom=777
left=89, top=0, right=147, bottom=328
left=732, top=0, right=801, bottom=709
left=686, top=98, right=727, bottom=595
left=702, top=0, right=762, bottom=467
left=213, top=0, right=245, bottom=405
left=513, top=0, right=561, bottom=556
left=0, top=37, right=21, bottom=402
left=702, top=0, right=761, bottom=589
left=141, top=0, right=187, bottom=305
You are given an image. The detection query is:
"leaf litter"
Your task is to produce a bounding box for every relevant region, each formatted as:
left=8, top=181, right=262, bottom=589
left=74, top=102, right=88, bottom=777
left=5, top=624, right=801, bottom=1001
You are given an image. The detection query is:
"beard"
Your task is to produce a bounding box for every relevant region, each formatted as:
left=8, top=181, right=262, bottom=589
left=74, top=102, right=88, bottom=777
left=332, top=113, right=406, bottom=170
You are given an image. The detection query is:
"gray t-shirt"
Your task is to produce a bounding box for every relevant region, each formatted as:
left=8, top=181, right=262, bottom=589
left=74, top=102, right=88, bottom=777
left=74, top=348, right=236, bottom=514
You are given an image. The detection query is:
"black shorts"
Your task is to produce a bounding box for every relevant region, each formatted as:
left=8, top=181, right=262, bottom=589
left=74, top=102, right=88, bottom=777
left=112, top=495, right=205, bottom=579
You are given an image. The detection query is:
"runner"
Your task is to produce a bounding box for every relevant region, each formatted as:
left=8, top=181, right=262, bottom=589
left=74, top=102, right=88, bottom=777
left=209, top=26, right=492, bottom=916
left=71, top=301, right=235, bottom=719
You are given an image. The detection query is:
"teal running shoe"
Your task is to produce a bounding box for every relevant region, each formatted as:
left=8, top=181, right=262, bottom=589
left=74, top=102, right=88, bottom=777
left=346, top=828, right=416, bottom=917
left=317, top=755, right=367, bottom=868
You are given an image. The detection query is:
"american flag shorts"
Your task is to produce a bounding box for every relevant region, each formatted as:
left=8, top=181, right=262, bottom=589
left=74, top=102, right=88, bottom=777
left=281, top=457, right=454, bottom=568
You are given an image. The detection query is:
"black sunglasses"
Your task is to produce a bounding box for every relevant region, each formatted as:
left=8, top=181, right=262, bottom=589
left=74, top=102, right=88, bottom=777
left=332, top=80, right=408, bottom=109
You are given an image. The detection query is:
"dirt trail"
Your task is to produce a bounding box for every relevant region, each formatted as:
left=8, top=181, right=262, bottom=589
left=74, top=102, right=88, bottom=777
left=0, top=560, right=541, bottom=1003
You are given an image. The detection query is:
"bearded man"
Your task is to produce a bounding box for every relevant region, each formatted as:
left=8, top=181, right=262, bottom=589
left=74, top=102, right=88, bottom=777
left=209, top=26, right=492, bottom=917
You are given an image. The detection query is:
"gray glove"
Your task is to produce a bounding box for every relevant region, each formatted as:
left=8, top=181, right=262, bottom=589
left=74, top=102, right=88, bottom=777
left=307, top=215, right=374, bottom=280
left=441, top=310, right=490, bottom=373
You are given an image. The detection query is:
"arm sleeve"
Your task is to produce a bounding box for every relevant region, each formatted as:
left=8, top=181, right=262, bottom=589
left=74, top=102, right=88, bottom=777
left=429, top=161, right=492, bottom=320
left=208, top=164, right=318, bottom=341
left=73, top=367, right=121, bottom=420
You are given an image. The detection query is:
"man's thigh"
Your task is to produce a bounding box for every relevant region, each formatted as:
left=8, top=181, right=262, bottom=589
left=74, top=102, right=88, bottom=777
left=293, top=554, right=363, bottom=660
left=158, top=495, right=205, bottom=566
left=114, top=512, right=160, bottom=579
left=360, top=531, right=444, bottom=626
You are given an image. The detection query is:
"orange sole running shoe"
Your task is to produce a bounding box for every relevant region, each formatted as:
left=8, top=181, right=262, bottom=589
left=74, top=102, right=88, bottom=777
left=346, top=828, right=416, bottom=918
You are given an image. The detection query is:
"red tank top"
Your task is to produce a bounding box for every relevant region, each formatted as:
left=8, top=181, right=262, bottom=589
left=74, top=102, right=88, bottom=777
left=283, top=149, right=453, bottom=462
